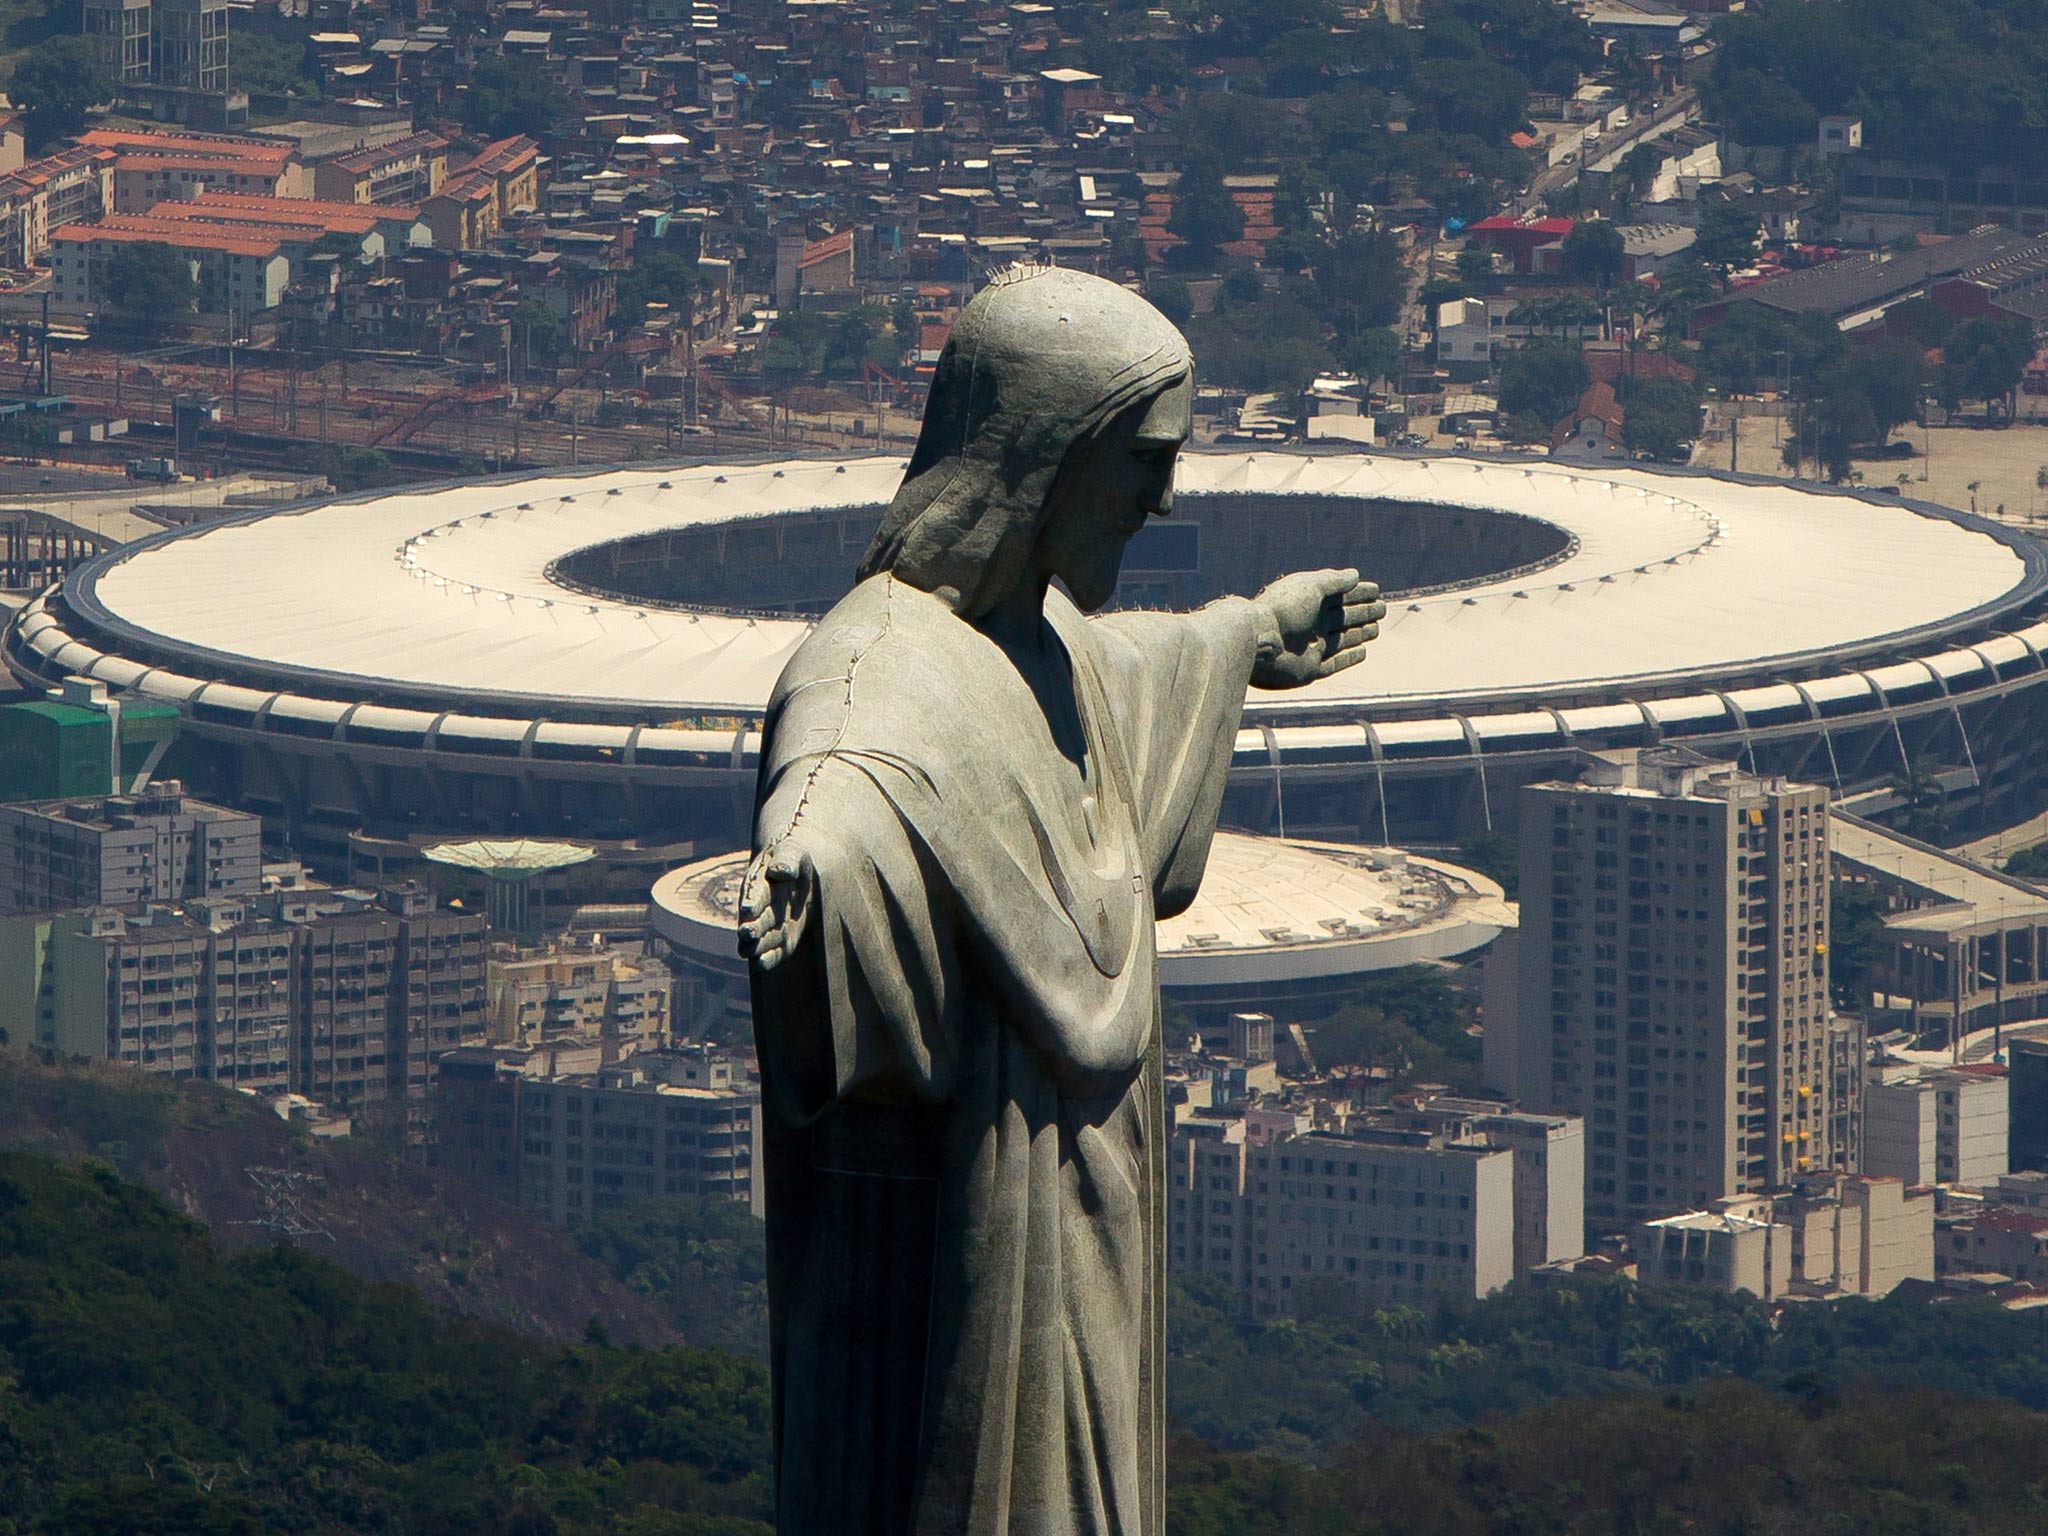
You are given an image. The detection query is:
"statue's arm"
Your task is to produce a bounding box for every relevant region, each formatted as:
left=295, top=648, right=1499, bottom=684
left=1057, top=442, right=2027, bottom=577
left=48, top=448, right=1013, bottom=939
left=741, top=756, right=961, bottom=1120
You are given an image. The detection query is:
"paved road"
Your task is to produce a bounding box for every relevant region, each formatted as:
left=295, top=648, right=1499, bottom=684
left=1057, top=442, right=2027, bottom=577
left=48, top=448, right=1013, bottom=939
left=1519, top=88, right=1700, bottom=211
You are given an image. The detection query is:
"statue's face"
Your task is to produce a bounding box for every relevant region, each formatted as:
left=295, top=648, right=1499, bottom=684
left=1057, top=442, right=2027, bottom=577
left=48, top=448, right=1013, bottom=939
left=1040, top=377, right=1193, bottom=613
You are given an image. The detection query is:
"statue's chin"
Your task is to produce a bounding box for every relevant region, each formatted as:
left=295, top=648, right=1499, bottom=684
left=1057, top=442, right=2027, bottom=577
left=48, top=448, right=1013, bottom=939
left=1064, top=581, right=1114, bottom=614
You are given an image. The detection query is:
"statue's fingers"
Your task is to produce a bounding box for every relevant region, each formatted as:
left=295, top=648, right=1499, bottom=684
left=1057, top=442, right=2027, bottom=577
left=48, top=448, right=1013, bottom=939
left=1322, top=639, right=1371, bottom=674
left=1341, top=601, right=1381, bottom=627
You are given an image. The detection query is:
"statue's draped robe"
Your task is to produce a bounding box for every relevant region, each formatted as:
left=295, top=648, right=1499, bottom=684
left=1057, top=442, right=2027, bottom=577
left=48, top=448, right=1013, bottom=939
left=751, top=572, right=1260, bottom=1536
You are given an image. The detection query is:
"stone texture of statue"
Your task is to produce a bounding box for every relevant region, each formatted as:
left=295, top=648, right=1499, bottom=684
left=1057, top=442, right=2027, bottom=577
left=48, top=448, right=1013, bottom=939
left=739, top=266, right=1383, bottom=1536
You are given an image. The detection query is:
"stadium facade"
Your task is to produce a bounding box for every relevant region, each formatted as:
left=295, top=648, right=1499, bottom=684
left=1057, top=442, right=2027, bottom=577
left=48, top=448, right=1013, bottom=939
left=8, top=450, right=2047, bottom=877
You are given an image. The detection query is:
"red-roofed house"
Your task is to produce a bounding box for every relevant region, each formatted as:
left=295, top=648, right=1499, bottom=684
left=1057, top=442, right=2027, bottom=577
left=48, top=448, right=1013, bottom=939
left=1468, top=215, right=1575, bottom=274
left=798, top=228, right=854, bottom=294
left=1552, top=378, right=1626, bottom=460
left=1585, top=349, right=1696, bottom=389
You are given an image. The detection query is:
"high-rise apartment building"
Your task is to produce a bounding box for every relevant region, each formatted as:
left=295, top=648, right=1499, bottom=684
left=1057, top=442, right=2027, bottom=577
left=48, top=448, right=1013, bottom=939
left=1505, top=749, right=1839, bottom=1232
left=0, top=781, right=261, bottom=918
left=153, top=0, right=227, bottom=93
left=81, top=0, right=151, bottom=82
left=0, top=883, right=485, bottom=1107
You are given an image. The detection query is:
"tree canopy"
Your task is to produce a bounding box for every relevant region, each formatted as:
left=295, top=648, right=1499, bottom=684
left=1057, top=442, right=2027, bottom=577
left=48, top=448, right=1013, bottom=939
left=1704, top=0, right=2048, bottom=159
left=103, top=243, right=197, bottom=336
left=1620, top=374, right=1702, bottom=460
left=1167, top=161, right=1245, bottom=269
left=10, top=37, right=111, bottom=150
left=1694, top=203, right=1762, bottom=277
left=458, top=54, right=565, bottom=138
left=1498, top=339, right=1590, bottom=425
left=1561, top=220, right=1625, bottom=288
left=1938, top=315, right=2034, bottom=418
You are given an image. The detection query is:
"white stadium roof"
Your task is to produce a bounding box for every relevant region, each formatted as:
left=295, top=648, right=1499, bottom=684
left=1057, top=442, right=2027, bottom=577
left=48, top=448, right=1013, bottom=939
left=21, top=452, right=2040, bottom=734
left=651, top=832, right=1513, bottom=988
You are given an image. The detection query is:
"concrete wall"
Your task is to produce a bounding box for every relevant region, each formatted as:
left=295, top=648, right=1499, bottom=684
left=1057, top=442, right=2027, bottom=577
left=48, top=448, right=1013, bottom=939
left=1864, top=1079, right=1936, bottom=1185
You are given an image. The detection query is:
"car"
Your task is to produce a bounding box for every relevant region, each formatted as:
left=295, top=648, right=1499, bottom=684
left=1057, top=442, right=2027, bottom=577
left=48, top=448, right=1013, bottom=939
left=1561, top=150, right=1577, bottom=164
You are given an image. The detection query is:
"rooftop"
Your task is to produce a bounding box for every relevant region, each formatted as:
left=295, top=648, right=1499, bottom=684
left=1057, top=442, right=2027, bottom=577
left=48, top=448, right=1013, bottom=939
left=35, top=454, right=2036, bottom=740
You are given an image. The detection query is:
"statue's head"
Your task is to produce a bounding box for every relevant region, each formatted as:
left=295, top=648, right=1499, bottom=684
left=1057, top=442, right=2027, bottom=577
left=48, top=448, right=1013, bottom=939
left=859, top=265, right=1194, bottom=618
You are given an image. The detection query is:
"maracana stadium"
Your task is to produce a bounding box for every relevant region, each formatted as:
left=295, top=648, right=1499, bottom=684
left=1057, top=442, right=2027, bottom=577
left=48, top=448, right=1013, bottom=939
left=8, top=449, right=2046, bottom=884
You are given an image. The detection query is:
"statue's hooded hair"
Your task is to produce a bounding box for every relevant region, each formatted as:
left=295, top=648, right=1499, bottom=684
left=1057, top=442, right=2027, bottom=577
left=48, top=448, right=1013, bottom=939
left=858, top=265, right=1194, bottom=618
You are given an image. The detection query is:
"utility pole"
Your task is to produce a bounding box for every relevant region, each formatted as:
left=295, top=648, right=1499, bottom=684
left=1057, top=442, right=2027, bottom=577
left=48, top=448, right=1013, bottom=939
left=569, top=398, right=579, bottom=466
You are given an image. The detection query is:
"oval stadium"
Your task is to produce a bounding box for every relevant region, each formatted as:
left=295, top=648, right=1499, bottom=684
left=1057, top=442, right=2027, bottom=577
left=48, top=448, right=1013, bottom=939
left=652, top=832, right=1514, bottom=1036
left=7, top=450, right=2046, bottom=878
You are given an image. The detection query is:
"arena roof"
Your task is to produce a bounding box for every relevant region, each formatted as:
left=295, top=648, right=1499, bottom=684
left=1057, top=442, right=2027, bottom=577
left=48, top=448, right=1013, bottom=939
left=650, top=833, right=1513, bottom=989
left=30, top=452, right=2037, bottom=733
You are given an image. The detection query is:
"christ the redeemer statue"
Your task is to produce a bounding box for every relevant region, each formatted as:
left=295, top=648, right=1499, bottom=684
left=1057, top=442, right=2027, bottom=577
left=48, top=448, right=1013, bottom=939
left=738, top=265, right=1384, bottom=1536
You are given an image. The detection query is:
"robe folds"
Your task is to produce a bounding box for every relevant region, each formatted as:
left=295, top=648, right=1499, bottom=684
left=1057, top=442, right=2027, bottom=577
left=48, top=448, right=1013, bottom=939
left=749, top=572, right=1261, bottom=1536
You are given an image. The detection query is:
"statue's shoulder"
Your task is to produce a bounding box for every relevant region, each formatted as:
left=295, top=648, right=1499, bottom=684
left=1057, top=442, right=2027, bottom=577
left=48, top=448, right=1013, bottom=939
left=767, top=574, right=961, bottom=717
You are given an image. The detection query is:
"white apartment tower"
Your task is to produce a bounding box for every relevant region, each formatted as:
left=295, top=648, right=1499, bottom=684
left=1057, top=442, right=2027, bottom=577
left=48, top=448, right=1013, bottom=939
left=1510, top=749, right=1842, bottom=1232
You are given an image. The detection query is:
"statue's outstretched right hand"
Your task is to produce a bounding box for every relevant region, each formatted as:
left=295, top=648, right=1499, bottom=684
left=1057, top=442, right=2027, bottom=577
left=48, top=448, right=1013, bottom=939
left=738, top=842, right=814, bottom=971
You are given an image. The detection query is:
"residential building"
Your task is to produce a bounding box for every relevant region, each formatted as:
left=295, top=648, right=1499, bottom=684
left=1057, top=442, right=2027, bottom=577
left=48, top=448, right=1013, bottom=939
left=107, top=191, right=427, bottom=263
left=0, top=882, right=485, bottom=1108
left=78, top=128, right=300, bottom=214
left=154, top=0, right=227, bottom=94
left=1864, top=1063, right=2010, bottom=1188
left=313, top=131, right=449, bottom=205
left=1936, top=1206, right=2048, bottom=1286
left=1635, top=1175, right=1932, bottom=1299
left=1167, top=1096, right=1584, bottom=1317
left=1501, top=749, right=1839, bottom=1233
left=50, top=221, right=291, bottom=315
left=0, top=147, right=118, bottom=268
left=488, top=938, right=673, bottom=1049
left=423, top=136, right=538, bottom=250
left=476, top=1047, right=762, bottom=1224
left=0, top=780, right=260, bottom=918
left=83, top=0, right=152, bottom=82
left=2010, top=1038, right=2048, bottom=1173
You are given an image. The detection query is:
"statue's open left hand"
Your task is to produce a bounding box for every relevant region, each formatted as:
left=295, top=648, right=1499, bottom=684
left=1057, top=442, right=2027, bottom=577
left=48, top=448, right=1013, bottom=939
left=1251, top=568, right=1385, bottom=689
left=737, top=842, right=813, bottom=971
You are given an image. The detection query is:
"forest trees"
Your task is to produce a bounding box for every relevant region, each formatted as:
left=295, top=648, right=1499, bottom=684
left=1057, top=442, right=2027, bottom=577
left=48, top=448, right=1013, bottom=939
left=10, top=38, right=112, bottom=151
left=1167, top=161, right=1245, bottom=269
left=1499, top=339, right=1590, bottom=426
left=103, top=243, right=197, bottom=337
left=1938, top=316, right=2034, bottom=420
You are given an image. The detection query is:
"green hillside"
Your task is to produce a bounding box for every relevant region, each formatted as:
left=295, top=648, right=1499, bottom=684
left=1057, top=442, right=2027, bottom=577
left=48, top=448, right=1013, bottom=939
left=0, top=1151, right=772, bottom=1535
